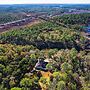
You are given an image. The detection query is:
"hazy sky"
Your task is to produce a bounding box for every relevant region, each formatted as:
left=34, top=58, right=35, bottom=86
left=0, top=0, right=90, bottom=4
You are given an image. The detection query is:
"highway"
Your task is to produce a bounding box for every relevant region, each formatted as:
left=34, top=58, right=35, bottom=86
left=0, top=16, right=38, bottom=32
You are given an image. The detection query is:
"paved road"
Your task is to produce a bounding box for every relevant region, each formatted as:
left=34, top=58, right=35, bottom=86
left=0, top=16, right=38, bottom=32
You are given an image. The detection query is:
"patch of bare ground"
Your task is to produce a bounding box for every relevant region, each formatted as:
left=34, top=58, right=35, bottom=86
left=25, top=20, right=42, bottom=27
left=0, top=19, right=42, bottom=34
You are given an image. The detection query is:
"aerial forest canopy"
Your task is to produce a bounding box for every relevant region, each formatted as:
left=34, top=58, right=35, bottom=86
left=0, top=6, right=89, bottom=90
left=0, top=21, right=85, bottom=50
left=52, top=13, right=90, bottom=25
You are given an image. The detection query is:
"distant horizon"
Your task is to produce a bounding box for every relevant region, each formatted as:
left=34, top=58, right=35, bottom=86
left=0, top=0, right=90, bottom=5
left=0, top=3, right=90, bottom=5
